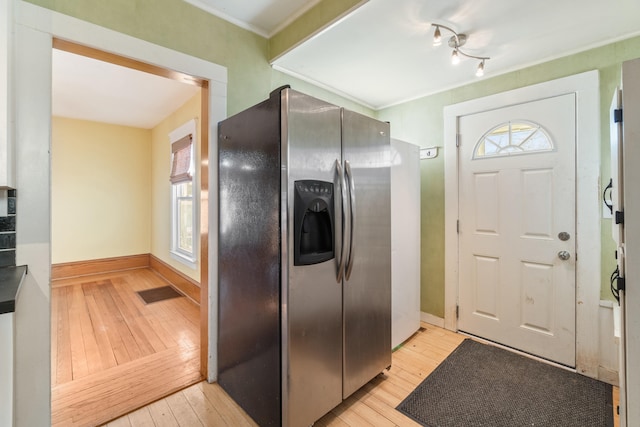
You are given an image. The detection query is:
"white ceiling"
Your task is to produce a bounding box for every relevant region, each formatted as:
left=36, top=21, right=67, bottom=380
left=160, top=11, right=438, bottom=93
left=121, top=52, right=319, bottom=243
left=52, top=0, right=640, bottom=127
left=182, top=0, right=320, bottom=37
left=52, top=49, right=200, bottom=129
left=273, top=0, right=640, bottom=109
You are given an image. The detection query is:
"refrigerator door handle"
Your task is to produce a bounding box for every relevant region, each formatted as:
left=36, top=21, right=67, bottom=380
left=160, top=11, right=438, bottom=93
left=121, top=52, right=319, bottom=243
left=336, top=159, right=348, bottom=282
left=345, top=160, right=356, bottom=280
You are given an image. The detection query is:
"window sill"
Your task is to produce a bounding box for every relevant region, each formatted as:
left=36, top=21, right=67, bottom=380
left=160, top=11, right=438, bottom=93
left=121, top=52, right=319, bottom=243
left=170, top=251, right=197, bottom=270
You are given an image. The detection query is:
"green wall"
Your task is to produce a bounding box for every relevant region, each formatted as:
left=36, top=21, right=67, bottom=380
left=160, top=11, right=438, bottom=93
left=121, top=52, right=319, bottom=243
left=25, top=0, right=640, bottom=317
left=378, top=36, right=640, bottom=317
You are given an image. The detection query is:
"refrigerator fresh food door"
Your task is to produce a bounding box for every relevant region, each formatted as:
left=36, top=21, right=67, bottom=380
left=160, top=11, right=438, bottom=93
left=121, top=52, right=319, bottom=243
left=283, top=89, right=344, bottom=427
left=341, top=109, right=392, bottom=399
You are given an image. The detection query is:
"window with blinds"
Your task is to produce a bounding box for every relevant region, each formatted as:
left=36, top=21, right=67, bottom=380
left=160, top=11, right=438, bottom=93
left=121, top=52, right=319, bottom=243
left=170, top=134, right=193, bottom=184
left=169, top=120, right=197, bottom=267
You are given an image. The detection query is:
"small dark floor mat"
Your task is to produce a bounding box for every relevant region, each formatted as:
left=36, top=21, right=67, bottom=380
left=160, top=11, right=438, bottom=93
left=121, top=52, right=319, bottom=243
left=137, top=286, right=183, bottom=304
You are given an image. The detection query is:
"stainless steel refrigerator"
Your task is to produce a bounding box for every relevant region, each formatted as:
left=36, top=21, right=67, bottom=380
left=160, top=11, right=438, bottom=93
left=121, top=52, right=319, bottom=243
left=218, top=86, right=391, bottom=427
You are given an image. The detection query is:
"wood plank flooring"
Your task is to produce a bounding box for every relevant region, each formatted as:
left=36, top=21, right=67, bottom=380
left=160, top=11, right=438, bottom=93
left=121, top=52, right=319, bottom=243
left=105, top=323, right=620, bottom=427
left=51, top=268, right=202, bottom=427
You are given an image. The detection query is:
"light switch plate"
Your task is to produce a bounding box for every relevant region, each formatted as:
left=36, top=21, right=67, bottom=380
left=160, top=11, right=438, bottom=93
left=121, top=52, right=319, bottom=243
left=420, top=147, right=438, bottom=159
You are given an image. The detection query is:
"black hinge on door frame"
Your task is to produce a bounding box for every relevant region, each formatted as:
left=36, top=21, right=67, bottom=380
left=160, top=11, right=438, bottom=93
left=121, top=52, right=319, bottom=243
left=616, top=210, right=624, bottom=225
left=456, top=133, right=460, bottom=147
left=614, top=108, right=623, bottom=123
left=456, top=305, right=459, bottom=319
left=457, top=220, right=460, bottom=233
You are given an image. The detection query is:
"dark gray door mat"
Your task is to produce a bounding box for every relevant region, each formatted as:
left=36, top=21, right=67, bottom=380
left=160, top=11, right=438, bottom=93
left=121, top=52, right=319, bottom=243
left=137, top=286, right=183, bottom=304
left=397, top=339, right=613, bottom=427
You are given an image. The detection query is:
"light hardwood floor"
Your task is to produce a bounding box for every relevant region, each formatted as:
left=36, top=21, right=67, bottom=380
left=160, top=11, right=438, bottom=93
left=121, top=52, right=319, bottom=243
left=104, top=323, right=620, bottom=427
left=51, top=268, right=202, bottom=427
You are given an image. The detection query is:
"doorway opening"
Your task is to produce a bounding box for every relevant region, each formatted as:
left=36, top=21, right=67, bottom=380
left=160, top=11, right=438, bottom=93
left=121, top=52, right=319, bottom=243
left=443, top=71, right=601, bottom=378
left=456, top=94, right=577, bottom=367
left=49, top=39, right=210, bottom=426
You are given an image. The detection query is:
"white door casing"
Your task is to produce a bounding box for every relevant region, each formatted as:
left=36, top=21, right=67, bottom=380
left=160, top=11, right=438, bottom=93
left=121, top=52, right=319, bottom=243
left=457, top=94, right=576, bottom=366
left=618, top=57, right=640, bottom=427
left=444, top=71, right=600, bottom=378
left=14, top=1, right=228, bottom=390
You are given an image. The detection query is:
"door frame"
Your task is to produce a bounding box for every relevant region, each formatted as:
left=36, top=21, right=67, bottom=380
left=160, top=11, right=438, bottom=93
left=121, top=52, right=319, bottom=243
left=443, top=71, right=601, bottom=378
left=14, top=1, right=227, bottom=385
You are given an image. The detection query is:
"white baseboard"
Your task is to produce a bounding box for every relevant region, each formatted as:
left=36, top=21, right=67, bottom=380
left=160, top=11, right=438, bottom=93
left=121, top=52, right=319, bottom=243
left=598, top=300, right=619, bottom=385
left=420, top=311, right=445, bottom=328
left=598, top=366, right=619, bottom=386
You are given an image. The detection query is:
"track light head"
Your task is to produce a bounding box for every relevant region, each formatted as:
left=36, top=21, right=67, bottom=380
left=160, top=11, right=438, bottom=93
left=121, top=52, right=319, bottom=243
left=451, top=49, right=460, bottom=65
left=433, top=26, right=442, bottom=46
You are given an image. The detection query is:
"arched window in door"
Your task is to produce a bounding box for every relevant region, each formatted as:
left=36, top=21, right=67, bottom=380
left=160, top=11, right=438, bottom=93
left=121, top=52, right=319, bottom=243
left=473, top=120, right=554, bottom=159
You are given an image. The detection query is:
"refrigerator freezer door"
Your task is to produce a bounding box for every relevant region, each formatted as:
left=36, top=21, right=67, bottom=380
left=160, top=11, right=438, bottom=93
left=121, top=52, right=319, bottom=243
left=341, top=109, right=392, bottom=398
left=283, top=89, right=344, bottom=427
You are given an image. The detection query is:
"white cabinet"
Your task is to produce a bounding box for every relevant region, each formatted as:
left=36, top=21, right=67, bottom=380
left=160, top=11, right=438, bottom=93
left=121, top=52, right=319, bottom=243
left=0, top=312, right=14, bottom=426
left=0, top=0, right=15, bottom=188
left=390, top=139, right=421, bottom=348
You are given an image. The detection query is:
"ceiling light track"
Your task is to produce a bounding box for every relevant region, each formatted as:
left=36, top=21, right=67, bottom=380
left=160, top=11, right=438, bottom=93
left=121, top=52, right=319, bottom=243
left=431, top=23, right=489, bottom=77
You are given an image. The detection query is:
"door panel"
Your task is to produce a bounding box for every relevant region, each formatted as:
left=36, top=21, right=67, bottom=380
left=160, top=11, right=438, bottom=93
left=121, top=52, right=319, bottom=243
left=458, top=94, right=576, bottom=366
left=474, top=172, right=499, bottom=233
left=522, top=169, right=553, bottom=237
left=474, top=255, right=499, bottom=318
left=520, top=261, right=554, bottom=333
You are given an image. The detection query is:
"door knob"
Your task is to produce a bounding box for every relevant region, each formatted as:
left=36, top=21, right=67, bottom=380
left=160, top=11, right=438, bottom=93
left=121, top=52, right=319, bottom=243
left=558, top=232, right=570, bottom=241
left=558, top=250, right=571, bottom=261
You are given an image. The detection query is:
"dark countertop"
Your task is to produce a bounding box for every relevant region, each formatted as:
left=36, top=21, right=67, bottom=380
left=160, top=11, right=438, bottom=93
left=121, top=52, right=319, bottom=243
left=0, top=265, right=27, bottom=314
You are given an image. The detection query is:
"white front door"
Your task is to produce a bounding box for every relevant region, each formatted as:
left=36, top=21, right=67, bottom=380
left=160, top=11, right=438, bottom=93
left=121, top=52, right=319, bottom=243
left=457, top=94, right=576, bottom=367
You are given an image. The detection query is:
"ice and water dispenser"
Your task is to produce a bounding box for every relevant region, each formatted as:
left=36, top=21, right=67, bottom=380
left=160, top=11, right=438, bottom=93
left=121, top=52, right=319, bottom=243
left=293, top=180, right=335, bottom=265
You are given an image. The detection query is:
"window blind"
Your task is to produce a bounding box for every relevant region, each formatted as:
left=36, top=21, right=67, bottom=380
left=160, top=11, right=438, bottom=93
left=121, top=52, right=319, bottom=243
left=170, top=134, right=193, bottom=184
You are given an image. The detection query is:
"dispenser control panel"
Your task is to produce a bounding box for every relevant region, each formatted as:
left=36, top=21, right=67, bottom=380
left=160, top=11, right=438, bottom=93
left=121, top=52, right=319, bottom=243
left=295, top=181, right=333, bottom=195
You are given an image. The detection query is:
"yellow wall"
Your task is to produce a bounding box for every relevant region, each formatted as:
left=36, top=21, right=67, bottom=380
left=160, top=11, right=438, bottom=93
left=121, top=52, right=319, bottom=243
left=52, top=92, right=201, bottom=283
left=51, top=117, right=152, bottom=263
left=150, top=92, right=201, bottom=282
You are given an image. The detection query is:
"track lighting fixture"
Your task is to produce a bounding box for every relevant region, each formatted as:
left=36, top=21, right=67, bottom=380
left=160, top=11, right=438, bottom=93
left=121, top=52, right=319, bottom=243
left=432, top=23, right=490, bottom=77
